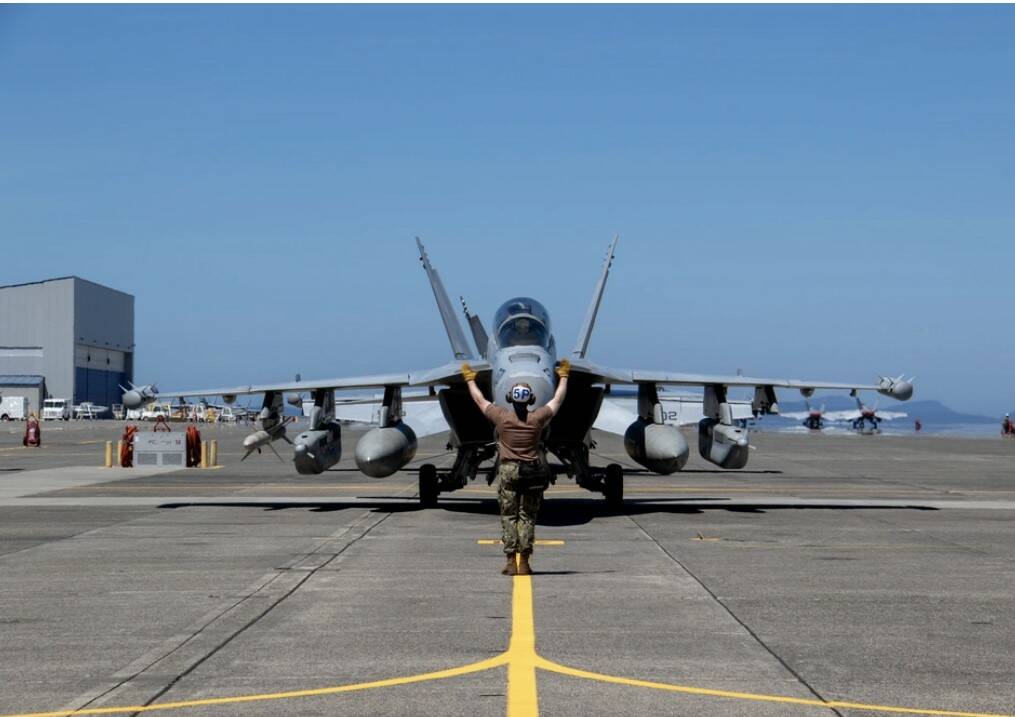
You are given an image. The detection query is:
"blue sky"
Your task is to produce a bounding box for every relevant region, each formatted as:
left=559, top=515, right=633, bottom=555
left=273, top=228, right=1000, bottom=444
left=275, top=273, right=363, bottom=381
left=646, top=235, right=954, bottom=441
left=2, top=6, right=1012, bottom=415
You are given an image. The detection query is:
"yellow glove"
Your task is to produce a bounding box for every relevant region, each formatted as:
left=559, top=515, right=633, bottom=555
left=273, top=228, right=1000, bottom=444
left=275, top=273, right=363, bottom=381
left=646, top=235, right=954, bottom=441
left=555, top=358, right=571, bottom=379
left=461, top=362, right=478, bottom=382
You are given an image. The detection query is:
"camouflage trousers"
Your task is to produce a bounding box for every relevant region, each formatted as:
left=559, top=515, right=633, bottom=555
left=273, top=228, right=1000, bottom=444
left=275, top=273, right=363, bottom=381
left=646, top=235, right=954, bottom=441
left=496, top=462, right=544, bottom=556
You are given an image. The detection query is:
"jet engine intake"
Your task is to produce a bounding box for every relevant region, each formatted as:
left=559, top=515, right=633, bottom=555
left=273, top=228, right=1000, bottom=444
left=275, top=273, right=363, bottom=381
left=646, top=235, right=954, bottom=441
left=623, top=419, right=689, bottom=475
left=293, top=423, right=342, bottom=475
left=355, top=422, right=418, bottom=478
left=698, top=418, right=750, bottom=469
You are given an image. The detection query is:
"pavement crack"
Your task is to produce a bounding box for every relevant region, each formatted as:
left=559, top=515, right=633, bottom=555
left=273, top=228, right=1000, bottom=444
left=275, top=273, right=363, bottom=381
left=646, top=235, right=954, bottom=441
left=130, top=509, right=392, bottom=715
left=64, top=508, right=392, bottom=717
left=625, top=513, right=845, bottom=717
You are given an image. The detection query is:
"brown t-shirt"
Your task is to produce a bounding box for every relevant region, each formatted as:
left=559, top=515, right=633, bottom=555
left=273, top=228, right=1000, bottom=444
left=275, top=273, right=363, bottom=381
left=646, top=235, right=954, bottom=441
left=484, top=404, right=553, bottom=462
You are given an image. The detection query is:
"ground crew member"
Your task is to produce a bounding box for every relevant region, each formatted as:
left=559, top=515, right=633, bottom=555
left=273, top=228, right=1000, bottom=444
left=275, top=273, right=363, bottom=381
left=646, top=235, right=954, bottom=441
left=1003, top=414, right=1012, bottom=437
left=23, top=413, right=41, bottom=447
left=462, top=358, right=569, bottom=576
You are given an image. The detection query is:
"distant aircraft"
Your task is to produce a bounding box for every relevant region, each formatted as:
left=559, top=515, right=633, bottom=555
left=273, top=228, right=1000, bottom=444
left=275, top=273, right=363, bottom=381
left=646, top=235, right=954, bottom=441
left=124, top=238, right=914, bottom=507
left=838, top=392, right=910, bottom=434
left=781, top=389, right=911, bottom=433
left=781, top=399, right=827, bottom=430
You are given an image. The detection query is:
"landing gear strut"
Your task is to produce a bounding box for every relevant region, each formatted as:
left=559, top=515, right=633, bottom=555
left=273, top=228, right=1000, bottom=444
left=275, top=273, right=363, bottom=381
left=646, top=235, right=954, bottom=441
left=564, top=443, right=625, bottom=508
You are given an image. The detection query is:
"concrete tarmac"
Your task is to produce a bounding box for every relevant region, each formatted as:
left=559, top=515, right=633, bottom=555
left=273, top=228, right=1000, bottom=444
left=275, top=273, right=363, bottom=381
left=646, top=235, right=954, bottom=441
left=1, top=419, right=1014, bottom=717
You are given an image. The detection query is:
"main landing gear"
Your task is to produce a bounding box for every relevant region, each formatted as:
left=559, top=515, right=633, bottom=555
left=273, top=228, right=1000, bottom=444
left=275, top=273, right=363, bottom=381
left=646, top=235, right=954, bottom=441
left=417, top=445, right=495, bottom=508
left=574, top=462, right=625, bottom=510
left=603, top=463, right=624, bottom=509
left=418, top=464, right=439, bottom=508
left=419, top=463, right=466, bottom=508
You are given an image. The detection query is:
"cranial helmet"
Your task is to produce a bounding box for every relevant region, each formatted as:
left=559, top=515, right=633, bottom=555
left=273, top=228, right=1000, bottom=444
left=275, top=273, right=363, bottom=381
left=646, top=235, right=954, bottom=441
left=507, top=383, right=536, bottom=406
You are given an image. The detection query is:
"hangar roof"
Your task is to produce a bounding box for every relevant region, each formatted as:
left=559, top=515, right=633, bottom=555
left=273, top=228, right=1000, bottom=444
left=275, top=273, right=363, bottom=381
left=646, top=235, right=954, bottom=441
left=0, top=276, right=132, bottom=298
left=0, top=375, right=46, bottom=386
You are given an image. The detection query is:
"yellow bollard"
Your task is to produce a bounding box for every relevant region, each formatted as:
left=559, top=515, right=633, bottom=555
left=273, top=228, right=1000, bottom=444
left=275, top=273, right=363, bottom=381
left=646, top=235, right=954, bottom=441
left=104, top=441, right=113, bottom=468
left=210, top=440, right=218, bottom=467
left=200, top=441, right=208, bottom=469
left=116, top=440, right=124, bottom=467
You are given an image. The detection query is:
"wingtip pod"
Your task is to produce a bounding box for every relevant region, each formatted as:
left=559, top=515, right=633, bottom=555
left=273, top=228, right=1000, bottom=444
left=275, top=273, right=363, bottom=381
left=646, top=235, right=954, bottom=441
left=876, top=375, right=914, bottom=401
left=122, top=383, right=158, bottom=409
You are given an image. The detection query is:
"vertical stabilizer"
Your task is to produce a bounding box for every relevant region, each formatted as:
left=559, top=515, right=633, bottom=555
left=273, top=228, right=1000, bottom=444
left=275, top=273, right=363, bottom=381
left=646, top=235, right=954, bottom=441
left=461, top=297, right=490, bottom=358
left=572, top=235, right=619, bottom=358
left=416, top=238, right=475, bottom=360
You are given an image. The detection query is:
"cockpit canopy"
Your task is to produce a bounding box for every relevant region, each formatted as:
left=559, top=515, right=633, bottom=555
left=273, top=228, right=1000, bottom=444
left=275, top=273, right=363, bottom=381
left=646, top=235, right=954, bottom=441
left=493, top=297, right=552, bottom=348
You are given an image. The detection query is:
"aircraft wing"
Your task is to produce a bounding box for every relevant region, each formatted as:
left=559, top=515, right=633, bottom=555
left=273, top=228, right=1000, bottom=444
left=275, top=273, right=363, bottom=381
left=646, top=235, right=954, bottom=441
left=148, top=373, right=412, bottom=401
left=593, top=396, right=754, bottom=435
left=333, top=396, right=451, bottom=438
left=778, top=411, right=813, bottom=420
left=141, top=361, right=492, bottom=402
left=570, top=358, right=912, bottom=399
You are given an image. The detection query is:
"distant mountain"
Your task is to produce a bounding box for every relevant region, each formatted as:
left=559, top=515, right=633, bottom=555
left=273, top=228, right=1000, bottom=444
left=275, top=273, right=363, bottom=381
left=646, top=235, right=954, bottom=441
left=776, top=396, right=996, bottom=424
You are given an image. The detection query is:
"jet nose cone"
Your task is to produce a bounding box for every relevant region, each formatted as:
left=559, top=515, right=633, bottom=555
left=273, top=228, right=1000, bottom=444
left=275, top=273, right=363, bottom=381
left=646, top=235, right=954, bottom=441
left=123, top=390, right=142, bottom=409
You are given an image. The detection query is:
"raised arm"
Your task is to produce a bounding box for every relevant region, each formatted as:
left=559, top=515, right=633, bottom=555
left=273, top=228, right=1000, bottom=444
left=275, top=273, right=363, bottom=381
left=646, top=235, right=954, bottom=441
left=544, top=359, right=570, bottom=416
left=461, top=363, right=491, bottom=414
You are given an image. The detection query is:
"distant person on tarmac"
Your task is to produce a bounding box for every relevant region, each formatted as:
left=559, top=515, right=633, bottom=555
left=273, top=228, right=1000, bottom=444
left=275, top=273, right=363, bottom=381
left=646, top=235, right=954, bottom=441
left=1003, top=414, right=1012, bottom=436
left=23, top=413, right=41, bottom=447
left=914, top=418, right=922, bottom=432
left=462, top=358, right=570, bottom=576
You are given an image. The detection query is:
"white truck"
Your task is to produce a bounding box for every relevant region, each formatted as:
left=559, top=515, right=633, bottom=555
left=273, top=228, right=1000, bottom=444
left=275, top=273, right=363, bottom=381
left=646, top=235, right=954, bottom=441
left=0, top=396, right=28, bottom=421
left=42, top=398, right=71, bottom=421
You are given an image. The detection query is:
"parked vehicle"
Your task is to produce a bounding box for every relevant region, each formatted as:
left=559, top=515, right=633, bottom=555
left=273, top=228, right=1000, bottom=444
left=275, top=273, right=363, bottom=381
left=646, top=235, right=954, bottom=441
left=42, top=398, right=71, bottom=421
left=1, top=396, right=28, bottom=421
left=73, top=402, right=109, bottom=419
left=140, top=402, right=172, bottom=421
left=217, top=407, right=239, bottom=423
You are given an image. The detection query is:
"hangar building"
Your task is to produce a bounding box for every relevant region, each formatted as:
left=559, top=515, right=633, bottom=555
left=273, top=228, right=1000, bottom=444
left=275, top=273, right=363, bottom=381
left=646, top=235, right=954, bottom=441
left=0, top=277, right=134, bottom=414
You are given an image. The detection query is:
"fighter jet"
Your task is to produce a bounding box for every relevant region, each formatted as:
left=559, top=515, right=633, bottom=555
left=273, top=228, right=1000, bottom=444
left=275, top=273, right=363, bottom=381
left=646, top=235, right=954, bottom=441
left=781, top=399, right=828, bottom=430
left=124, top=238, right=914, bottom=507
left=838, top=391, right=909, bottom=434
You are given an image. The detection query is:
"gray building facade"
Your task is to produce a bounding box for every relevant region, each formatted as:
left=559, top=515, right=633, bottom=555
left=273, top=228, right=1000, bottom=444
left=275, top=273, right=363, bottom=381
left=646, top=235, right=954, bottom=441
left=0, top=277, right=134, bottom=413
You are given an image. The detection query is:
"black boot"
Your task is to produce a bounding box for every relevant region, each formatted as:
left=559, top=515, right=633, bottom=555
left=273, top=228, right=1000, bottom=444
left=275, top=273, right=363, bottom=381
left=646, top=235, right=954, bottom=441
left=502, top=553, right=518, bottom=575
left=517, top=552, right=532, bottom=576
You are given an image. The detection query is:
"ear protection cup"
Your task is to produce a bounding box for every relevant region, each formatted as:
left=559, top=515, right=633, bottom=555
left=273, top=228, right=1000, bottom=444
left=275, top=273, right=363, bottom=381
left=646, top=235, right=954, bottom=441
left=507, top=384, right=536, bottom=405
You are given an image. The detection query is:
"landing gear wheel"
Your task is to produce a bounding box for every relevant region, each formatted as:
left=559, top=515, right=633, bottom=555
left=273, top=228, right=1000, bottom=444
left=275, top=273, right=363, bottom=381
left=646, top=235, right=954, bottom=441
left=604, top=463, right=624, bottom=509
left=419, top=463, right=439, bottom=508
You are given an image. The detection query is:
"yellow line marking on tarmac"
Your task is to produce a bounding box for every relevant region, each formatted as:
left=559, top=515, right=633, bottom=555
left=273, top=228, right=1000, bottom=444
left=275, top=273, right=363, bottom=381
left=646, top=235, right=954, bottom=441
left=2, top=572, right=1011, bottom=717
left=0, top=656, right=508, bottom=717
left=507, top=575, right=538, bottom=717
left=478, top=540, right=565, bottom=546
left=531, top=657, right=1014, bottom=717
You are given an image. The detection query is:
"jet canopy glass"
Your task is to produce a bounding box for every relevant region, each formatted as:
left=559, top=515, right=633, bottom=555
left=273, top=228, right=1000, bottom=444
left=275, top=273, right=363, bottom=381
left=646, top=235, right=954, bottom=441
left=493, top=297, right=552, bottom=348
